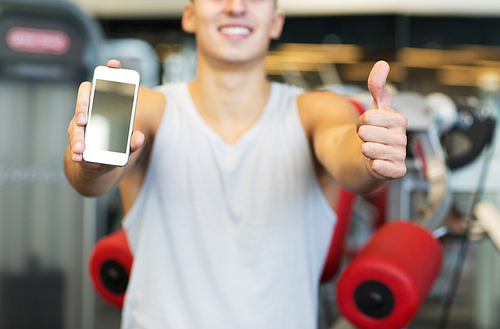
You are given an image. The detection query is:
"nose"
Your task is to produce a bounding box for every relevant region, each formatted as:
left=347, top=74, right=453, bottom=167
left=224, top=0, right=247, bottom=16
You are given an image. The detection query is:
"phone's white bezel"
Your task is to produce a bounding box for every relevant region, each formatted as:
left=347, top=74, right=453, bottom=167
left=83, top=66, right=140, bottom=167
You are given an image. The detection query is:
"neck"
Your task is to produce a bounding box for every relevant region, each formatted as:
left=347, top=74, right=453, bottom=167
left=188, top=54, right=272, bottom=143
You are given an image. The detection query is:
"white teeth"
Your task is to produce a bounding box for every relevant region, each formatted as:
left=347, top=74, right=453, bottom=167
left=220, top=26, right=250, bottom=36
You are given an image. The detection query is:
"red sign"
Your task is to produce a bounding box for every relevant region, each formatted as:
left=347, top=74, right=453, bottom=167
left=6, top=27, right=71, bottom=55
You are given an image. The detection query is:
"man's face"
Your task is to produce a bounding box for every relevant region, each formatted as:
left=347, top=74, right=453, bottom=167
left=182, top=0, right=284, bottom=65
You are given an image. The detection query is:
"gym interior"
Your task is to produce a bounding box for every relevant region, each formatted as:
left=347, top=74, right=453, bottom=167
left=1, top=0, right=500, bottom=328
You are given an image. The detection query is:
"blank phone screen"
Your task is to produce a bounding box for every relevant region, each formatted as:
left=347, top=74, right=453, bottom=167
left=86, top=79, right=136, bottom=153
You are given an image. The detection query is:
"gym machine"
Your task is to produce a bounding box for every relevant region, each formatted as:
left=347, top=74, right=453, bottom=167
left=0, top=0, right=103, bottom=328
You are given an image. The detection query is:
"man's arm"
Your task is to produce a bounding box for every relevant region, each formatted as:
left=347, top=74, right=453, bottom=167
left=64, top=60, right=164, bottom=197
left=300, top=61, right=407, bottom=194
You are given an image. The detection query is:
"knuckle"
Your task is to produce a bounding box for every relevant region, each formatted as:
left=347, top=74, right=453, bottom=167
left=400, top=151, right=407, bottom=162
left=395, top=133, right=407, bottom=147
left=392, top=148, right=405, bottom=162
left=397, top=113, right=408, bottom=128
left=68, top=123, right=76, bottom=139
left=76, top=99, right=89, bottom=110
left=363, top=110, right=376, bottom=123
left=395, top=165, right=407, bottom=178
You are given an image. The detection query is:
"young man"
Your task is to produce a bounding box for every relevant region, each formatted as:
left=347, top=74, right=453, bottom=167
left=65, top=0, right=407, bottom=327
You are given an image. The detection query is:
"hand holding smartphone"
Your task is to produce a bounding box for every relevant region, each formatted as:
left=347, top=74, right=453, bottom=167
left=83, top=66, right=140, bottom=167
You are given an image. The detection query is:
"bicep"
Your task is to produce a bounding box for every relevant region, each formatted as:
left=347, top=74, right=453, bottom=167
left=133, top=86, right=166, bottom=138
left=117, top=86, right=166, bottom=180
left=298, top=91, right=359, bottom=160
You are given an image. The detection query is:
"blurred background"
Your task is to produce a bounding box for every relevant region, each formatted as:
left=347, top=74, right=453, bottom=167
left=2, top=0, right=500, bottom=328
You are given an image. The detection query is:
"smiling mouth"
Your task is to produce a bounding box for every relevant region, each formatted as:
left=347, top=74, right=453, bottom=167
left=220, top=26, right=251, bottom=36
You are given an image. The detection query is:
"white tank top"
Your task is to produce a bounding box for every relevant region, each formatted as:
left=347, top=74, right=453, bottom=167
left=121, top=82, right=337, bottom=329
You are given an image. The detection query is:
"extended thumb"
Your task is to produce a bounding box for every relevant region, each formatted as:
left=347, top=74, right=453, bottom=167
left=368, top=60, right=392, bottom=110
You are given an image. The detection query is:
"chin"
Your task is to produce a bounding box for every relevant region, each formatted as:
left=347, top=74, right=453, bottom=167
left=221, top=49, right=266, bottom=64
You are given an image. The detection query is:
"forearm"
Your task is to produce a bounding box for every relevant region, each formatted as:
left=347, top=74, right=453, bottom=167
left=304, top=62, right=406, bottom=194
left=64, top=146, right=121, bottom=197
left=315, top=124, right=384, bottom=194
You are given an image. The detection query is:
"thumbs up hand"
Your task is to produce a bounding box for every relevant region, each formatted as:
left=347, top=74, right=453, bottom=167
left=356, top=61, right=408, bottom=180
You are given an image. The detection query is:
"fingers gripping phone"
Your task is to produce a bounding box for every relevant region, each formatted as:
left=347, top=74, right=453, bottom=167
left=83, top=66, right=140, bottom=166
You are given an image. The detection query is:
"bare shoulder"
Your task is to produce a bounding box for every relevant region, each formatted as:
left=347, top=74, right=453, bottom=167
left=298, top=89, right=347, bottom=107
left=119, top=86, right=166, bottom=213
left=298, top=89, right=358, bottom=136
left=135, top=86, right=167, bottom=138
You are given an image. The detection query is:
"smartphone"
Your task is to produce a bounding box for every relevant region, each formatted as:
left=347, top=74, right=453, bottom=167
left=83, top=66, right=140, bottom=166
